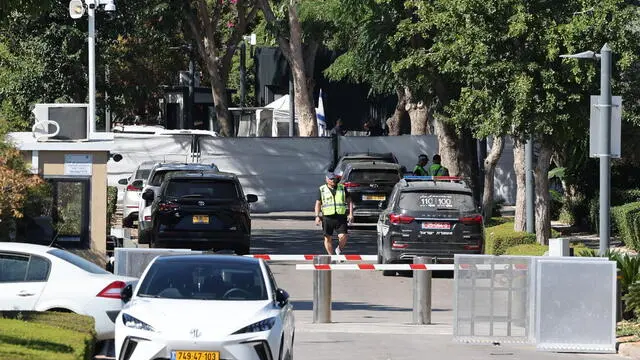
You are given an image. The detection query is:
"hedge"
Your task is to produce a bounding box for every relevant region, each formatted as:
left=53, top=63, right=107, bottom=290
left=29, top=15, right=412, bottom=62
left=484, top=221, right=561, bottom=255
left=504, top=243, right=549, bottom=256
left=611, top=202, right=640, bottom=251
left=0, top=311, right=95, bottom=360
left=106, top=186, right=118, bottom=231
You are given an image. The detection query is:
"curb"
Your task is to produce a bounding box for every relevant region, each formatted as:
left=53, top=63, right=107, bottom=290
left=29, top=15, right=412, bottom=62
left=619, top=342, right=640, bottom=359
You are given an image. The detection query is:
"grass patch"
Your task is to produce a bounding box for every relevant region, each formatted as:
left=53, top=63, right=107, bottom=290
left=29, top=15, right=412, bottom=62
left=0, top=312, right=95, bottom=360
left=618, top=320, right=640, bottom=340
left=484, top=221, right=536, bottom=255
left=503, top=243, right=549, bottom=256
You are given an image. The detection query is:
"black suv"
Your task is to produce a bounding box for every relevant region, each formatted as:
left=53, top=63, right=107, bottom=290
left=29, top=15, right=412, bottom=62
left=340, top=161, right=403, bottom=223
left=142, top=172, right=257, bottom=254
left=376, top=176, right=484, bottom=275
left=332, top=152, right=400, bottom=178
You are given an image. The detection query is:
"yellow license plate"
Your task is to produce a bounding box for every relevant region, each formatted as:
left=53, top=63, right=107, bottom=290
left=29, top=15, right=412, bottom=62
left=364, top=195, right=386, bottom=201
left=192, top=215, right=209, bottom=224
left=173, top=351, right=219, bottom=360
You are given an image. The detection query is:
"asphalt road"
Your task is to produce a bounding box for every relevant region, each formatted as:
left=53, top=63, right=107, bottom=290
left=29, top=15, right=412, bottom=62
left=109, top=212, right=626, bottom=360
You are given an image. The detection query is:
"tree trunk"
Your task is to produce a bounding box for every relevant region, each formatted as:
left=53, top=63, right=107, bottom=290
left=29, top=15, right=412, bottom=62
left=433, top=118, right=460, bottom=175
left=210, top=77, right=233, bottom=136
left=404, top=87, right=429, bottom=134
left=534, top=141, right=553, bottom=245
left=482, top=136, right=505, bottom=219
left=386, top=86, right=407, bottom=136
left=513, top=138, right=526, bottom=232
left=288, top=4, right=317, bottom=136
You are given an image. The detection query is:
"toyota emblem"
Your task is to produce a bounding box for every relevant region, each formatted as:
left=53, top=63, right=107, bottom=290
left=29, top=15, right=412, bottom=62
left=197, top=200, right=205, bottom=206
left=190, top=328, right=202, bottom=338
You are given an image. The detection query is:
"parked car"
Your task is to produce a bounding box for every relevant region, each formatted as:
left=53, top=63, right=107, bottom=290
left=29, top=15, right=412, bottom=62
left=332, top=152, right=400, bottom=178
left=340, top=161, right=403, bottom=223
left=119, top=160, right=157, bottom=228
left=0, top=242, right=137, bottom=340
left=143, top=172, right=257, bottom=254
left=115, top=254, right=294, bottom=360
left=137, top=162, right=220, bottom=245
left=376, top=176, right=484, bottom=276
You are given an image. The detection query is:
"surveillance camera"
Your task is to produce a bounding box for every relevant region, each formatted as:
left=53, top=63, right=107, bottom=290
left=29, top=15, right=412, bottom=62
left=104, top=0, right=116, bottom=12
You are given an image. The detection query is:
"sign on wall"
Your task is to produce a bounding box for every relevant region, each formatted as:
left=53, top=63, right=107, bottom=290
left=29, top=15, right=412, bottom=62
left=64, top=154, right=93, bottom=176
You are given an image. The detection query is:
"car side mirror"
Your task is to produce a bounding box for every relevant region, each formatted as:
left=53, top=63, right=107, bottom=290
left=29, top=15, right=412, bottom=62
left=142, top=189, right=154, bottom=204
left=275, top=288, right=289, bottom=307
left=247, top=194, right=258, bottom=203
left=121, top=284, right=133, bottom=303
left=118, top=178, right=128, bottom=185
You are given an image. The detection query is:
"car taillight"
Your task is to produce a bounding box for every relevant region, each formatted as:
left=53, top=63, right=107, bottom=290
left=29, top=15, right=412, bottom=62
left=389, top=213, right=415, bottom=224
left=159, top=202, right=179, bottom=212
left=460, top=215, right=483, bottom=224
left=126, top=184, right=142, bottom=191
left=343, top=182, right=360, bottom=188
left=96, top=281, right=126, bottom=299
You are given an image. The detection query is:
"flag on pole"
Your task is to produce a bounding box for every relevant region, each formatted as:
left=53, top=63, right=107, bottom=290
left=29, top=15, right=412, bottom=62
left=316, top=89, right=327, bottom=136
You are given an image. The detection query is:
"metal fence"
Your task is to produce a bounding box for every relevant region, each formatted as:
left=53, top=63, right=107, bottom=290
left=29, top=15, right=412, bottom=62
left=453, top=254, right=616, bottom=353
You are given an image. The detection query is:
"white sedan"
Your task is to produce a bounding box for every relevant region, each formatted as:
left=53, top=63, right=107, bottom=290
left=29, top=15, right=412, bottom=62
left=0, top=242, right=137, bottom=340
left=115, top=254, right=295, bottom=360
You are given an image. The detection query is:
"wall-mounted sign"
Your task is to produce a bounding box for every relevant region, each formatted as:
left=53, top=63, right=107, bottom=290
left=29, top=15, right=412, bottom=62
left=64, top=154, right=93, bottom=176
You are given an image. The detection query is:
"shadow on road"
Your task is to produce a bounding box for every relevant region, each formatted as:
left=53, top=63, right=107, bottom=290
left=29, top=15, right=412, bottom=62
left=291, top=300, right=450, bottom=312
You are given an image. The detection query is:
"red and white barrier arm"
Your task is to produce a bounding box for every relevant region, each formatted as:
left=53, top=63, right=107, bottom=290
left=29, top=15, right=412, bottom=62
left=295, top=263, right=455, bottom=271
left=245, top=254, right=378, bottom=261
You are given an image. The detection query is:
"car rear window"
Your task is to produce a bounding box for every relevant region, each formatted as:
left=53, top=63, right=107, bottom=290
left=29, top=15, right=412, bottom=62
left=398, top=191, right=476, bottom=212
left=135, top=168, right=152, bottom=181
left=165, top=179, right=239, bottom=199
left=347, top=169, right=400, bottom=183
left=47, top=248, right=110, bottom=274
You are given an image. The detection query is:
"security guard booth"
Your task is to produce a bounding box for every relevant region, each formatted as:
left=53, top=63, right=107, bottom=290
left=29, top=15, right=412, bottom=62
left=6, top=132, right=114, bottom=267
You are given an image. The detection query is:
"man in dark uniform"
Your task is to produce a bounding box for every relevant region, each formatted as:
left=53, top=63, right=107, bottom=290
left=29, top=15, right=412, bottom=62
left=314, top=172, right=353, bottom=255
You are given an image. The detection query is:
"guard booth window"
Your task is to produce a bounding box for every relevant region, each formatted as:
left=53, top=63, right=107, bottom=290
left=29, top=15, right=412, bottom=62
left=47, top=177, right=91, bottom=248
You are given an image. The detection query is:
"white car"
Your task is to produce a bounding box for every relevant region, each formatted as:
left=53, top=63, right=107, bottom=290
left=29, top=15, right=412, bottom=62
left=137, top=162, right=219, bottom=244
left=115, top=254, right=295, bottom=360
left=0, top=242, right=137, bottom=340
left=119, top=160, right=157, bottom=228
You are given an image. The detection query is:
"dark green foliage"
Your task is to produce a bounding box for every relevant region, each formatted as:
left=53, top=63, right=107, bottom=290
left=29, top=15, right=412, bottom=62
left=611, top=202, right=640, bottom=250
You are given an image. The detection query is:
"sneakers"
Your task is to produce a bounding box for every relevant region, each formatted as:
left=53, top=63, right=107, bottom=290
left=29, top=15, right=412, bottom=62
left=335, top=246, right=345, bottom=263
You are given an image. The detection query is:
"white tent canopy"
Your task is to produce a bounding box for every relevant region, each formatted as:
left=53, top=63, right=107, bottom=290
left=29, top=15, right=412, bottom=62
left=255, top=94, right=327, bottom=137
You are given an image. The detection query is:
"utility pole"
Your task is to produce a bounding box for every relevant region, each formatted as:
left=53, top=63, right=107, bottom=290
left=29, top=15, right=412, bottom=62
left=187, top=43, right=195, bottom=130
left=525, top=137, right=535, bottom=233
left=598, top=44, right=612, bottom=256
left=289, top=74, right=295, bottom=137
left=240, top=41, right=246, bottom=108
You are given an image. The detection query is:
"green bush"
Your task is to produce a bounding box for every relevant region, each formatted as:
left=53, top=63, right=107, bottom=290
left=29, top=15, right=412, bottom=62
left=611, top=202, right=640, bottom=250
left=0, top=311, right=95, bottom=360
left=106, top=186, right=118, bottom=231
left=504, top=243, right=548, bottom=256
left=484, top=222, right=536, bottom=255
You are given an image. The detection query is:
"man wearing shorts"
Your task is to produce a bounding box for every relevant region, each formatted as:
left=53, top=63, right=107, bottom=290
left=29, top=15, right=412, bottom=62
left=315, top=172, right=353, bottom=255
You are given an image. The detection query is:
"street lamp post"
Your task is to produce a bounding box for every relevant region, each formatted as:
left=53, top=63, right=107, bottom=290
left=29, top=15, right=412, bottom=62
left=69, top=0, right=116, bottom=136
left=561, top=44, right=613, bottom=256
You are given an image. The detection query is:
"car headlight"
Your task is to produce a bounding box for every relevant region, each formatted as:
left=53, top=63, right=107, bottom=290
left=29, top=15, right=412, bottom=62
left=122, top=313, right=155, bottom=332
left=232, top=317, right=276, bottom=334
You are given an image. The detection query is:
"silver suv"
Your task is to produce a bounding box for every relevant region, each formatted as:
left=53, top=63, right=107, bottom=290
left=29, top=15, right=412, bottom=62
left=137, top=162, right=219, bottom=244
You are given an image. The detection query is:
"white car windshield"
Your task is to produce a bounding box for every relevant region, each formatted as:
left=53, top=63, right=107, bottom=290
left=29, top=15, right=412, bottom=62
left=136, top=258, right=268, bottom=301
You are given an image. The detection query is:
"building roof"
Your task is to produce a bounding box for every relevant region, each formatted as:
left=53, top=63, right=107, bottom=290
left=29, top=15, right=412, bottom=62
left=6, top=132, right=114, bottom=151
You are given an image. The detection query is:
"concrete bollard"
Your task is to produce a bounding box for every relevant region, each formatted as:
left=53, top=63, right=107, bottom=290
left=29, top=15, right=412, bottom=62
left=313, top=255, right=332, bottom=323
left=413, top=256, right=432, bottom=325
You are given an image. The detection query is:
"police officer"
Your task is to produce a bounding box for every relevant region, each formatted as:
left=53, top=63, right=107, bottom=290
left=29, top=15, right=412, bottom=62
left=428, top=154, right=450, bottom=176
left=314, top=172, right=353, bottom=256
left=413, top=154, right=429, bottom=176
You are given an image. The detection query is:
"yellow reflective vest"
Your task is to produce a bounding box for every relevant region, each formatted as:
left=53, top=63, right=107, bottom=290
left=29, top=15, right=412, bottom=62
left=319, top=184, right=347, bottom=216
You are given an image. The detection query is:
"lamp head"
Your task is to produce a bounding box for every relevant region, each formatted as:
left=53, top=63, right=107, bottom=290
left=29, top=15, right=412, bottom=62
left=69, top=0, right=85, bottom=19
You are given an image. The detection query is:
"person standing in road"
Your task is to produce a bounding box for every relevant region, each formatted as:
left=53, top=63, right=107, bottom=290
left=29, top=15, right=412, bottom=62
left=428, top=154, right=450, bottom=176
left=315, top=172, right=353, bottom=256
left=413, top=154, right=429, bottom=176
